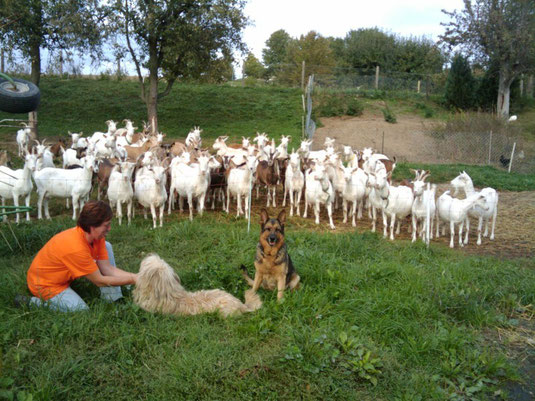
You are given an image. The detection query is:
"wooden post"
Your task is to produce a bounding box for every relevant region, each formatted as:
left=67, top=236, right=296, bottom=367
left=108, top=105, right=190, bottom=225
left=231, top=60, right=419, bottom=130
left=520, top=74, right=524, bottom=97
left=59, top=50, right=63, bottom=76
left=417, top=80, right=421, bottom=93
left=117, top=57, right=121, bottom=78
left=301, top=61, right=305, bottom=90
left=528, top=75, right=534, bottom=98
left=302, top=115, right=305, bottom=139
left=488, top=130, right=492, bottom=164
left=508, top=142, right=516, bottom=173
left=381, top=131, right=385, bottom=154
left=28, top=112, right=38, bottom=142
left=375, top=66, right=379, bottom=90
left=0, top=48, right=4, bottom=74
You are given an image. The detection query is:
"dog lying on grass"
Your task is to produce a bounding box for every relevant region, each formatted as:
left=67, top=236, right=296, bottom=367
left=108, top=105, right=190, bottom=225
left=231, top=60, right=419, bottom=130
left=133, top=254, right=261, bottom=317
left=241, top=209, right=300, bottom=301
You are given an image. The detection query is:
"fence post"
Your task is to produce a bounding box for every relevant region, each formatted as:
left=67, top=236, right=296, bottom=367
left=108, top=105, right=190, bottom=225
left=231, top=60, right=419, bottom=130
left=488, top=130, right=492, bottom=164
left=381, top=131, right=385, bottom=154
left=417, top=80, right=421, bottom=94
left=301, top=61, right=305, bottom=90
left=0, top=48, right=4, bottom=73
left=375, top=66, right=379, bottom=90
left=528, top=75, right=534, bottom=98
left=508, top=142, right=516, bottom=173
left=520, top=74, right=524, bottom=96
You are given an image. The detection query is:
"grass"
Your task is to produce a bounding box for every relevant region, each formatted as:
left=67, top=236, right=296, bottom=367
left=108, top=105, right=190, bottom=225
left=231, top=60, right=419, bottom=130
left=394, top=163, right=535, bottom=191
left=1, top=215, right=534, bottom=400
left=0, top=77, right=534, bottom=399
left=0, top=76, right=303, bottom=142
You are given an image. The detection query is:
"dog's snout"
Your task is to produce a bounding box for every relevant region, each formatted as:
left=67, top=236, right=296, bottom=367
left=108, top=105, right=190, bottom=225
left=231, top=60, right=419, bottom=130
left=268, top=233, right=277, bottom=243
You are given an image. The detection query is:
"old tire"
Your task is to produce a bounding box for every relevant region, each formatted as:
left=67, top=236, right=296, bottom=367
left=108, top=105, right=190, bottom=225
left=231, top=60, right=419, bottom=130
left=0, top=77, right=41, bottom=114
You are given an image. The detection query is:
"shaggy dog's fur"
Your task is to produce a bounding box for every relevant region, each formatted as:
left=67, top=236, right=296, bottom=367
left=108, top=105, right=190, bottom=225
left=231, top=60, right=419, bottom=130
left=133, top=254, right=261, bottom=317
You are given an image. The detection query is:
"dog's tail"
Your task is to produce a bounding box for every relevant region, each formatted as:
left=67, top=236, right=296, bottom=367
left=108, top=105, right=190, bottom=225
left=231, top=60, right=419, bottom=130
left=240, top=264, right=255, bottom=287
left=244, top=289, right=262, bottom=311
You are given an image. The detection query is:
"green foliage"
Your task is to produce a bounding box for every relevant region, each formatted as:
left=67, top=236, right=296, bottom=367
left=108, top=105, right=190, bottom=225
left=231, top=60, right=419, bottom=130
left=2, top=218, right=534, bottom=400
left=393, top=162, right=535, bottom=191
left=313, top=89, right=364, bottom=117
left=382, top=102, right=397, bottom=123
left=262, top=29, right=291, bottom=78
left=242, top=52, right=265, bottom=79
left=414, top=102, right=435, bottom=118
left=277, top=31, right=335, bottom=86
left=444, top=54, right=476, bottom=110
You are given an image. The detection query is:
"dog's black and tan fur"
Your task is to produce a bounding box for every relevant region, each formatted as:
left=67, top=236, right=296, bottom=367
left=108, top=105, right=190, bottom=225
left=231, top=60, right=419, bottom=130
left=241, top=209, right=300, bottom=300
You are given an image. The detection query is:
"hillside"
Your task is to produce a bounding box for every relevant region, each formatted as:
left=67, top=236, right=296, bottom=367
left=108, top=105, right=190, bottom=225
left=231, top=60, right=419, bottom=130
left=0, top=77, right=303, bottom=141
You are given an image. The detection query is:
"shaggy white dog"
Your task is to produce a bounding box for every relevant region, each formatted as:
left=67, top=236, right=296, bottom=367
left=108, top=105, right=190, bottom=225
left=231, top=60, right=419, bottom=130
left=133, top=254, right=262, bottom=317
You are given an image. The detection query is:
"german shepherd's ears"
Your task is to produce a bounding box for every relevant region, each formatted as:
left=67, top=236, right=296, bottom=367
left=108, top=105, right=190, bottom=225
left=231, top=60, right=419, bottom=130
left=260, top=209, right=269, bottom=226
left=277, top=209, right=286, bottom=226
left=260, top=209, right=286, bottom=226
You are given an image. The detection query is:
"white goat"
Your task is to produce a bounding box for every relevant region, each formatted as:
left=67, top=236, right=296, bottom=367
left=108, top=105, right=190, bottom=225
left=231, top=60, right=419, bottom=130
left=0, top=152, right=38, bottom=223
left=450, top=171, right=499, bottom=245
left=341, top=166, right=368, bottom=227
left=134, top=165, right=168, bottom=228
left=282, top=151, right=305, bottom=217
left=436, top=191, right=488, bottom=248
left=16, top=126, right=31, bottom=157
left=107, top=161, right=136, bottom=225
left=303, top=161, right=335, bottom=229
left=168, top=155, right=219, bottom=221
left=411, top=171, right=436, bottom=245
left=226, top=155, right=258, bottom=217
left=380, top=178, right=414, bottom=241
left=33, top=140, right=55, bottom=169
left=185, top=126, right=202, bottom=148
left=33, top=154, right=98, bottom=220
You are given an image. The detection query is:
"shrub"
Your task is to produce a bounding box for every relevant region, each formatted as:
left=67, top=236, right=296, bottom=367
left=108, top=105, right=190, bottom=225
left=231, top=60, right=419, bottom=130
left=382, top=102, right=396, bottom=123
left=444, top=53, right=476, bottom=110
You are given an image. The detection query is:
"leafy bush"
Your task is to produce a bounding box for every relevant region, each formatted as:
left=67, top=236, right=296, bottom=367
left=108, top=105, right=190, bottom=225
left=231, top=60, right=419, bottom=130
left=382, top=102, right=397, bottom=123
left=314, top=91, right=364, bottom=117
left=415, top=102, right=435, bottom=118
left=444, top=53, right=476, bottom=110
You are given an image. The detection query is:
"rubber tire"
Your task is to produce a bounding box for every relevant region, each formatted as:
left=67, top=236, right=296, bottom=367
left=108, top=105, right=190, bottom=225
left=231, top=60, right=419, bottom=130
left=0, top=77, right=41, bottom=114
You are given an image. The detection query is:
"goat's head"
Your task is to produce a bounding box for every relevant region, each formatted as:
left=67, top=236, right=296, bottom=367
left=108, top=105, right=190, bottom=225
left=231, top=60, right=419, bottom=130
left=324, top=137, right=335, bottom=148
left=361, top=147, right=373, bottom=161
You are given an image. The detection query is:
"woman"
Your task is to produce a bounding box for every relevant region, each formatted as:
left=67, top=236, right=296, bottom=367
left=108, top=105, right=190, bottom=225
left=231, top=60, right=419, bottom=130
left=25, top=200, right=137, bottom=312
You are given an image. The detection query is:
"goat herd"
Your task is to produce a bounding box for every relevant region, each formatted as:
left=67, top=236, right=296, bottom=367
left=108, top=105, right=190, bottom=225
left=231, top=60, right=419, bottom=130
left=1, top=120, right=499, bottom=249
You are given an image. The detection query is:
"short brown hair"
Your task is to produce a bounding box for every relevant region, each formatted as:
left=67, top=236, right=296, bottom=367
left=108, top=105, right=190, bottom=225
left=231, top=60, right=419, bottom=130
left=77, top=201, right=113, bottom=233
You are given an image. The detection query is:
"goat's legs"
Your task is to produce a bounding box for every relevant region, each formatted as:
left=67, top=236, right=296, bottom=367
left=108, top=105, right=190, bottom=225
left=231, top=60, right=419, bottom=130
left=188, top=193, right=194, bottom=221
left=303, top=193, right=309, bottom=218
left=237, top=194, right=243, bottom=217
left=24, top=193, right=31, bottom=222
left=72, top=196, right=79, bottom=220
left=412, top=215, right=418, bottom=242
left=127, top=200, right=132, bottom=225
left=489, top=207, right=497, bottom=240
left=476, top=217, right=483, bottom=245
left=371, top=207, right=377, bottom=232
left=167, top=186, right=174, bottom=215
left=296, top=189, right=302, bottom=217
left=272, top=185, right=276, bottom=207
left=449, top=221, right=455, bottom=248
left=116, top=200, right=123, bottom=225
left=282, top=185, right=288, bottom=207
left=313, top=201, right=320, bottom=225
left=458, top=221, right=464, bottom=247
left=199, top=193, right=206, bottom=217
left=150, top=204, right=157, bottom=228
left=396, top=220, right=401, bottom=235
left=159, top=204, right=164, bottom=227
left=382, top=211, right=388, bottom=238
left=342, top=199, right=348, bottom=223
left=389, top=213, right=396, bottom=240
left=225, top=188, right=230, bottom=214
left=351, top=201, right=357, bottom=227
left=464, top=217, right=470, bottom=245
left=327, top=202, right=335, bottom=230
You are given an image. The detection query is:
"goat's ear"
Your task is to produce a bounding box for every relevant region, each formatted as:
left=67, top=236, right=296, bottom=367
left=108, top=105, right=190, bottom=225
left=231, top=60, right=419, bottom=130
left=277, top=209, right=286, bottom=226
left=260, top=209, right=269, bottom=226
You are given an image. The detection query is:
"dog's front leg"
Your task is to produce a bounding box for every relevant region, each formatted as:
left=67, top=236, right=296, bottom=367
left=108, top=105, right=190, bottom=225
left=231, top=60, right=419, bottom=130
left=252, top=273, right=263, bottom=293
left=277, top=277, right=286, bottom=301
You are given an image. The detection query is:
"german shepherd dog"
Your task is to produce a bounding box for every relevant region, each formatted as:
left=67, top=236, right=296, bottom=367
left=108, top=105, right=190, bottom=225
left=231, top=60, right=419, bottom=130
left=241, top=209, right=300, bottom=300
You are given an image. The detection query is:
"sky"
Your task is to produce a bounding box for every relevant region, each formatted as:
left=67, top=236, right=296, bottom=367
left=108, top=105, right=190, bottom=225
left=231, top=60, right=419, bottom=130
left=35, top=0, right=465, bottom=76
left=240, top=0, right=465, bottom=63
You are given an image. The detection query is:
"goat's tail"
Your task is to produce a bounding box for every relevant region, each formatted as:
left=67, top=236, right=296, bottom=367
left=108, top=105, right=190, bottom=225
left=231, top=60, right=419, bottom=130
left=240, top=264, right=255, bottom=287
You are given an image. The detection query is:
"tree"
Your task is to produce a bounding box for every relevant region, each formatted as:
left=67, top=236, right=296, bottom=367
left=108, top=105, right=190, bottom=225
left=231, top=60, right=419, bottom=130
left=394, top=36, right=446, bottom=75
left=441, top=0, right=535, bottom=117
left=444, top=53, right=476, bottom=109
left=242, top=52, right=264, bottom=78
left=340, top=28, right=396, bottom=73
left=262, top=29, right=291, bottom=78
left=117, top=0, right=248, bottom=133
left=278, top=31, right=335, bottom=86
left=0, top=0, right=105, bottom=86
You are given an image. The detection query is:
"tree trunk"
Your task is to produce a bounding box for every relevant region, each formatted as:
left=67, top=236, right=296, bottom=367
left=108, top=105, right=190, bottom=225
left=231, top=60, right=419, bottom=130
left=29, top=40, right=41, bottom=139
left=147, top=74, right=158, bottom=135
left=497, top=68, right=514, bottom=118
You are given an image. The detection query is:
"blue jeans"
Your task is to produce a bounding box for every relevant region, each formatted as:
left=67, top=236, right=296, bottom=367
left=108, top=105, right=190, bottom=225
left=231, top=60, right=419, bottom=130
left=30, top=241, right=123, bottom=312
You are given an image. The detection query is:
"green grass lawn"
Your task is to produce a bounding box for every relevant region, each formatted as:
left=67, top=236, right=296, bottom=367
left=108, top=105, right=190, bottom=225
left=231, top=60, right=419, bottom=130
left=0, top=77, right=303, bottom=142
left=1, top=215, right=534, bottom=400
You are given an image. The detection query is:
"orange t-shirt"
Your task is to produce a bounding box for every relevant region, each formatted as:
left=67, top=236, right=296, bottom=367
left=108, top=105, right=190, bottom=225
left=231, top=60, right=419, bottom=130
left=27, top=226, right=108, bottom=300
